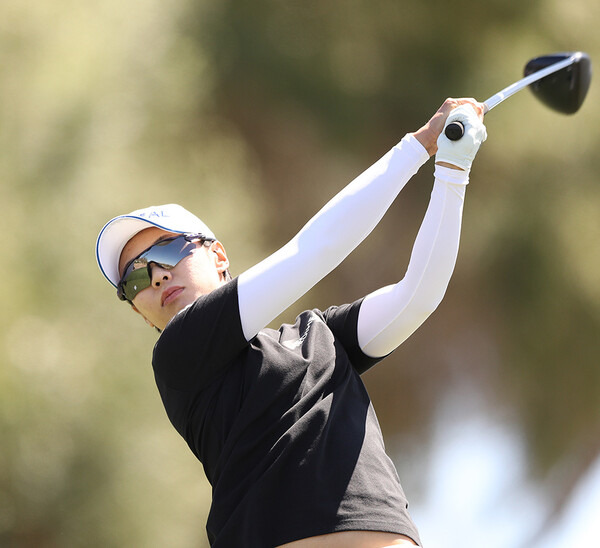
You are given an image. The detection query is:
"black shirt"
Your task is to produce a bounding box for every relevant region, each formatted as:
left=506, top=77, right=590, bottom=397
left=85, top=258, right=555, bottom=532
left=153, top=278, right=421, bottom=547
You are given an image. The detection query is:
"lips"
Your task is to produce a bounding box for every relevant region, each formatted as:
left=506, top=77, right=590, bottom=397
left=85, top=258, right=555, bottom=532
left=161, top=286, right=184, bottom=306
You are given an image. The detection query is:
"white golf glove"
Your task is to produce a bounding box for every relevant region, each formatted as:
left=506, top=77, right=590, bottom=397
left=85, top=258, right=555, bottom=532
left=436, top=104, right=487, bottom=171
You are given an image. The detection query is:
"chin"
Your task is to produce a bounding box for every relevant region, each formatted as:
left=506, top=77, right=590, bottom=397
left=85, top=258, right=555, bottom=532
left=167, top=294, right=196, bottom=318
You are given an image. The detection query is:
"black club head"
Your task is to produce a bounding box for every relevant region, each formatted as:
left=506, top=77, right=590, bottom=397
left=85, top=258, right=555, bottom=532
left=524, top=52, right=592, bottom=114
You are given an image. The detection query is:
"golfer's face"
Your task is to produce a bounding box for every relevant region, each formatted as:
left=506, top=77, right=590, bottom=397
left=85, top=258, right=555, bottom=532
left=119, top=227, right=228, bottom=330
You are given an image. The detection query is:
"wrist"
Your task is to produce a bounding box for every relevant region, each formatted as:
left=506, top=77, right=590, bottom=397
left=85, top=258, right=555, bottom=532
left=434, top=163, right=470, bottom=185
left=412, top=125, right=438, bottom=156
left=435, top=161, right=465, bottom=171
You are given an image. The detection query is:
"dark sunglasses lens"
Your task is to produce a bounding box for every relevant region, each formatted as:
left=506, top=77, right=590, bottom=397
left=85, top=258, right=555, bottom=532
left=147, top=237, right=195, bottom=266
left=119, top=236, right=198, bottom=301
left=121, top=266, right=152, bottom=301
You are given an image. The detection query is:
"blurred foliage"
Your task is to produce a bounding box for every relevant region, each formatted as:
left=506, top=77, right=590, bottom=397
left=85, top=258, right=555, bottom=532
left=1, top=0, right=598, bottom=545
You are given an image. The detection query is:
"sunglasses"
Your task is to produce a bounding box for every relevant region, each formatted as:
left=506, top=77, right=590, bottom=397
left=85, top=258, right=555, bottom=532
left=117, top=233, right=214, bottom=302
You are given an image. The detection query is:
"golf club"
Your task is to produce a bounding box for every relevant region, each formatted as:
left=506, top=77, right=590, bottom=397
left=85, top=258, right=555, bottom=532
left=445, top=51, right=592, bottom=141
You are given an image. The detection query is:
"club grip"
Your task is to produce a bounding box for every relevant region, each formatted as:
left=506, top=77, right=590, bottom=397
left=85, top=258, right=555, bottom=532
left=444, top=121, right=464, bottom=141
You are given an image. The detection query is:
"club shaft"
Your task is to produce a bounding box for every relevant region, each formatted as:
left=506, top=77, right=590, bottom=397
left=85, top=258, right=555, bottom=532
left=483, top=52, right=582, bottom=113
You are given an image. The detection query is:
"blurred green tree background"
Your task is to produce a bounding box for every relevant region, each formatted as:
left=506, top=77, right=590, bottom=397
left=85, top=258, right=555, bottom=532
left=1, top=0, right=598, bottom=546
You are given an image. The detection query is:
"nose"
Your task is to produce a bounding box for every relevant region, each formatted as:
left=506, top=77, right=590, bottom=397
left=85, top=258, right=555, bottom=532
left=149, top=263, right=172, bottom=288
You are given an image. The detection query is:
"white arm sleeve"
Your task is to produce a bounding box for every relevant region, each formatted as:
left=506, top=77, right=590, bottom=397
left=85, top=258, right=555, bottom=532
left=357, top=164, right=469, bottom=357
left=237, top=134, right=430, bottom=341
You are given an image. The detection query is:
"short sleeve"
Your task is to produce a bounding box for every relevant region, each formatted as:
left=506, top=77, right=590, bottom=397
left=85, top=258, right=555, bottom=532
left=323, top=298, right=384, bottom=375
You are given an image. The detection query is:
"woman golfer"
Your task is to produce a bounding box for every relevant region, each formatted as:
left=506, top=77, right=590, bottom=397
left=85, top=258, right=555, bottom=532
left=96, top=98, right=486, bottom=547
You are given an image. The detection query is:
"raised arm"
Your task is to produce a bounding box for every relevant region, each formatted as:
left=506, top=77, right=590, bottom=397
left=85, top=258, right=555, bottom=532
left=237, top=134, right=429, bottom=341
left=237, top=99, right=486, bottom=342
left=357, top=102, right=487, bottom=357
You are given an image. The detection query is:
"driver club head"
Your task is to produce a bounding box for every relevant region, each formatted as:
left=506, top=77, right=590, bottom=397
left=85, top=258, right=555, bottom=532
left=524, top=52, right=592, bottom=114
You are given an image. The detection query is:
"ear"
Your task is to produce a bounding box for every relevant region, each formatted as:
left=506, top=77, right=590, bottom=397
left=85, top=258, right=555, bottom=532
left=131, top=303, right=156, bottom=329
left=210, top=241, right=230, bottom=276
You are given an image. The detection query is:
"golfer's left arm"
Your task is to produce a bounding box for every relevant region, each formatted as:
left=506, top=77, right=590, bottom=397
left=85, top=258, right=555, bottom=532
left=357, top=104, right=487, bottom=357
